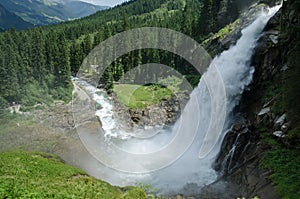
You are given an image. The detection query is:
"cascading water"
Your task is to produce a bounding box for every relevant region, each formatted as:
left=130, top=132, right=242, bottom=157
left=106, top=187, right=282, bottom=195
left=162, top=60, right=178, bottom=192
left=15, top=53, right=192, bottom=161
left=72, top=4, right=281, bottom=195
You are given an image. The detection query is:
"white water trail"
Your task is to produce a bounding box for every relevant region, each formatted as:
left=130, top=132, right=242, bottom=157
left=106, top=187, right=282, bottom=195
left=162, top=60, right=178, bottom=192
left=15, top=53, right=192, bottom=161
left=73, top=5, right=281, bottom=195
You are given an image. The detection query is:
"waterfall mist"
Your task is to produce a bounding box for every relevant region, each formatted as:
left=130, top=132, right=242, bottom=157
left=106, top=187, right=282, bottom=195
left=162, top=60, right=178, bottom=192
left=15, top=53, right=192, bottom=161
left=72, top=4, right=281, bottom=195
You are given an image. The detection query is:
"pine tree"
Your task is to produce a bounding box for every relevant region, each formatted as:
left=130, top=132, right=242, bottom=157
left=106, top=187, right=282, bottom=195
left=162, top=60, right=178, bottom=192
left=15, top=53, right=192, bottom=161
left=45, top=31, right=59, bottom=73
left=181, top=1, right=193, bottom=36
left=199, top=0, right=213, bottom=36
left=55, top=32, right=71, bottom=88
left=70, top=41, right=84, bottom=75
left=82, top=34, right=93, bottom=56
left=30, top=29, right=47, bottom=84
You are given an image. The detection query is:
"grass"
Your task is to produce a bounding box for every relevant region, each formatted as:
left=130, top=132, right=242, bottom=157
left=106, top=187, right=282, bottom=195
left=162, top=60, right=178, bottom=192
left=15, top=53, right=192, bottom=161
left=0, top=151, right=146, bottom=199
left=0, top=113, right=35, bottom=135
left=202, top=19, right=240, bottom=45
left=113, top=84, right=173, bottom=109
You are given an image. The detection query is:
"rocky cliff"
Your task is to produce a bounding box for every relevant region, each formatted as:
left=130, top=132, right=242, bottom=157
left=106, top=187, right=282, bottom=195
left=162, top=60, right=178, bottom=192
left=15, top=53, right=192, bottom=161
left=211, top=0, right=299, bottom=198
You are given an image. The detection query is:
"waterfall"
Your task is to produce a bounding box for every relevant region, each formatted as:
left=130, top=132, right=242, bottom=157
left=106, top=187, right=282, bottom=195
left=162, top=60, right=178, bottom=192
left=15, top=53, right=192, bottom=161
left=72, top=4, right=281, bottom=195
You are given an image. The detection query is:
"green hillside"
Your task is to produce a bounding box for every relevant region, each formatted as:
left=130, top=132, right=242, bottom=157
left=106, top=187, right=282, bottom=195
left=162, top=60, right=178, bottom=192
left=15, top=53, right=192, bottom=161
left=0, top=151, right=146, bottom=198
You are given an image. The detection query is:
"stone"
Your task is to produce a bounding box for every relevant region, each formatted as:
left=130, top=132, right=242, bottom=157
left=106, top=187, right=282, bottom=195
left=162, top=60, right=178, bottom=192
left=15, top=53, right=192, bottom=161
left=265, top=30, right=279, bottom=35
left=273, top=131, right=285, bottom=138
left=258, top=107, right=271, bottom=116
left=281, top=123, right=289, bottom=132
left=232, top=123, right=245, bottom=131
left=280, top=65, right=289, bottom=71
left=269, top=34, right=279, bottom=44
left=274, top=113, right=286, bottom=126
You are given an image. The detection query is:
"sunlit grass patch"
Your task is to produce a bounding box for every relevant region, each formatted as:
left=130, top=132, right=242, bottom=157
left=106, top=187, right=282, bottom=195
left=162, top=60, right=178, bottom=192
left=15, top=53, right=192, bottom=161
left=113, top=84, right=173, bottom=109
left=0, top=151, right=146, bottom=199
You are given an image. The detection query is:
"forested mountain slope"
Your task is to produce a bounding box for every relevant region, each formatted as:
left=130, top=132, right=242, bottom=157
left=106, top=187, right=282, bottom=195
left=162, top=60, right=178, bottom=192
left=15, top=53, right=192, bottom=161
left=0, top=0, right=256, bottom=109
left=0, top=0, right=108, bottom=26
left=0, top=0, right=299, bottom=198
left=0, top=4, right=33, bottom=30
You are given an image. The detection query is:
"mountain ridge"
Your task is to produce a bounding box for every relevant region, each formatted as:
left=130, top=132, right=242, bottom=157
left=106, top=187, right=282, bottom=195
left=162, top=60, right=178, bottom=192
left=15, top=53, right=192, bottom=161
left=0, top=3, right=34, bottom=30
left=0, top=0, right=109, bottom=26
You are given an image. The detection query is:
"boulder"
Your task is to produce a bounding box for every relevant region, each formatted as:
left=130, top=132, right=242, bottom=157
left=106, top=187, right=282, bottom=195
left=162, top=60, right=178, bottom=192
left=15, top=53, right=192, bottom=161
left=273, top=131, right=285, bottom=138
left=274, top=113, right=286, bottom=127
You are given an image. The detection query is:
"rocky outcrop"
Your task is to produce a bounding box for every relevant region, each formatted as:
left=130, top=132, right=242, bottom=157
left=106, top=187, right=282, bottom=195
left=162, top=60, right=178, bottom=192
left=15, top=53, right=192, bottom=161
left=111, top=92, right=189, bottom=128
left=202, top=3, right=275, bottom=57
left=212, top=0, right=299, bottom=198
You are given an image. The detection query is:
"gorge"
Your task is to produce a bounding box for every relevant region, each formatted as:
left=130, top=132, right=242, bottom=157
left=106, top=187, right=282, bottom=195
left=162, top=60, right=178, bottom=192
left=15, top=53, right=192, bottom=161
left=0, top=0, right=299, bottom=198
left=72, top=4, right=281, bottom=195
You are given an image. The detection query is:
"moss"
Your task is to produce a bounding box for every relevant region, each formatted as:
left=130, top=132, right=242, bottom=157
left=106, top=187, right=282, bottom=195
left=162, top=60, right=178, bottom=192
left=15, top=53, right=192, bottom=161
left=202, top=19, right=240, bottom=45
left=259, top=127, right=280, bottom=147
left=286, top=125, right=300, bottom=146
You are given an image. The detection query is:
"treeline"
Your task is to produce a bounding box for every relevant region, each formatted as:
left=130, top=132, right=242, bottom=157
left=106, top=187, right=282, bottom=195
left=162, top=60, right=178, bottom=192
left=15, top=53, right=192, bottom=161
left=0, top=29, right=71, bottom=108
left=0, top=0, right=255, bottom=109
left=69, top=0, right=256, bottom=90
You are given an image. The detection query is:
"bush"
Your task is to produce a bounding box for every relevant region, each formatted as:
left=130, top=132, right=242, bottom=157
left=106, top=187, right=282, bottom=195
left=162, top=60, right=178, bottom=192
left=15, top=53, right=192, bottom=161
left=260, top=149, right=300, bottom=199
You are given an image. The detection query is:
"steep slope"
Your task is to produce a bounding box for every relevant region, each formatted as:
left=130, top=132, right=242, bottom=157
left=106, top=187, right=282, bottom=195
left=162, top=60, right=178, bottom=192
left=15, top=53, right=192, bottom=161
left=0, top=4, right=33, bottom=30
left=64, top=1, right=110, bottom=19
left=206, top=0, right=300, bottom=198
left=0, top=151, right=146, bottom=198
left=0, top=0, right=108, bottom=26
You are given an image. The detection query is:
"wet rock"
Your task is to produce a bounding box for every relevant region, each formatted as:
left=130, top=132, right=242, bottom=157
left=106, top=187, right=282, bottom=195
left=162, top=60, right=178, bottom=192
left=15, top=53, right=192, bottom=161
left=281, top=123, right=289, bottom=132
left=280, top=65, right=288, bottom=71
left=269, top=34, right=279, bottom=44
left=214, top=121, right=253, bottom=173
left=274, top=113, right=286, bottom=126
left=273, top=131, right=285, bottom=138
left=258, top=107, right=271, bottom=116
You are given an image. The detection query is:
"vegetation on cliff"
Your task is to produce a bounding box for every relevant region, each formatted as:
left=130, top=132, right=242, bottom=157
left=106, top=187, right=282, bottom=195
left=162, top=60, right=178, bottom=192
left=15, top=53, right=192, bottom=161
left=256, top=0, right=300, bottom=198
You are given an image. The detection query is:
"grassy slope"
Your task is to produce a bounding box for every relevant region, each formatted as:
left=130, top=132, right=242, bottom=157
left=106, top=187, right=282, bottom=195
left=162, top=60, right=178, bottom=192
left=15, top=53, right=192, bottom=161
left=114, top=84, right=173, bottom=109
left=0, top=151, right=146, bottom=199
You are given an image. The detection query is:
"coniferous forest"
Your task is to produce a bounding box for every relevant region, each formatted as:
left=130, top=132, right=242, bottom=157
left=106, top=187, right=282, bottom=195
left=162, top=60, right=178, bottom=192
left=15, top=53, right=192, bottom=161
left=0, top=0, right=300, bottom=198
left=0, top=0, right=255, bottom=108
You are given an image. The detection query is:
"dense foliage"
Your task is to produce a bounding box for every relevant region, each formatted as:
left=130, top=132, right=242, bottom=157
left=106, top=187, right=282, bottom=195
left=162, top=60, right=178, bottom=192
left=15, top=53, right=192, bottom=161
left=0, top=0, right=254, bottom=109
left=0, top=28, right=72, bottom=107
left=261, top=149, right=300, bottom=199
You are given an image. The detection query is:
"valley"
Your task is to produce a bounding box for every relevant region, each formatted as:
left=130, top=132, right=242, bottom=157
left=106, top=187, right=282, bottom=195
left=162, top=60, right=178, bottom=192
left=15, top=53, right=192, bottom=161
left=0, top=0, right=299, bottom=198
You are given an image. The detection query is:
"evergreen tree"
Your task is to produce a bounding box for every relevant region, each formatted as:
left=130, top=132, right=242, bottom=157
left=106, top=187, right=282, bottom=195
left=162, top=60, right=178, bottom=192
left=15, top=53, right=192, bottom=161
left=82, top=34, right=93, bottom=56
left=30, top=29, right=47, bottom=83
left=70, top=41, right=84, bottom=75
left=55, top=32, right=71, bottom=88
left=199, top=0, right=213, bottom=36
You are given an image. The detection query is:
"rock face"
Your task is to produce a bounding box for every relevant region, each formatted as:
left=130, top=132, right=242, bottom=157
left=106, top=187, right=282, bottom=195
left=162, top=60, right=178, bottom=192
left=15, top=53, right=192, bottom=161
left=203, top=3, right=274, bottom=57
left=110, top=92, right=189, bottom=129
left=212, top=0, right=299, bottom=198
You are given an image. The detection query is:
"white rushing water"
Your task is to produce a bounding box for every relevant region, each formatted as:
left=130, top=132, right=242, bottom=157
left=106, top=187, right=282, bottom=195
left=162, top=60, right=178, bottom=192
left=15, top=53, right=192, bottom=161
left=73, top=5, right=281, bottom=195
